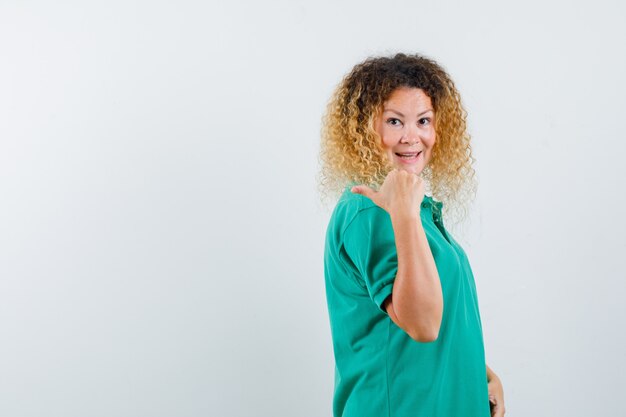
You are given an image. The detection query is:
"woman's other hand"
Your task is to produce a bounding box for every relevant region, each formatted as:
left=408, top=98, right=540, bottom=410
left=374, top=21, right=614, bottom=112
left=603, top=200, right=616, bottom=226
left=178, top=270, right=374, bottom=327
left=351, top=169, right=424, bottom=219
left=488, top=373, right=506, bottom=416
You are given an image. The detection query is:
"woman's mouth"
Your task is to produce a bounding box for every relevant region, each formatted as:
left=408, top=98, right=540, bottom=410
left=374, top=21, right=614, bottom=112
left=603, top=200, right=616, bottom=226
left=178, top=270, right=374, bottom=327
left=395, top=151, right=422, bottom=163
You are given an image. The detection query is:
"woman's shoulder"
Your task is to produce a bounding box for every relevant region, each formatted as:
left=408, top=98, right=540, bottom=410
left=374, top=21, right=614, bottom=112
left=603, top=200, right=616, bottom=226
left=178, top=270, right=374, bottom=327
left=326, top=185, right=390, bottom=238
left=334, top=184, right=378, bottom=214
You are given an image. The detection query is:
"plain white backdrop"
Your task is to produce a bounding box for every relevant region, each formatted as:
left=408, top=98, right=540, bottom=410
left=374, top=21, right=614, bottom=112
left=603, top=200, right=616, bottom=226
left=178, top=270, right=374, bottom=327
left=1, top=1, right=625, bottom=416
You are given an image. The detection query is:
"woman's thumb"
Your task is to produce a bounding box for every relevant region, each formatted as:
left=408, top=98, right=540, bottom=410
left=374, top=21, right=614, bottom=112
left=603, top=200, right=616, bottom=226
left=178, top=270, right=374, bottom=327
left=351, top=185, right=376, bottom=200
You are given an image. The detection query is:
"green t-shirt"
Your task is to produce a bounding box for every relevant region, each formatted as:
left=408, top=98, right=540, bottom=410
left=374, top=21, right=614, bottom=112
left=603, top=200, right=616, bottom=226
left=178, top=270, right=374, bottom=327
left=324, top=187, right=490, bottom=417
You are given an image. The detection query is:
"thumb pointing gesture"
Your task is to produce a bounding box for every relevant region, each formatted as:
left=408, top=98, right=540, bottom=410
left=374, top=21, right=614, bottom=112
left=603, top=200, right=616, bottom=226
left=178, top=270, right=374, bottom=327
left=349, top=169, right=425, bottom=217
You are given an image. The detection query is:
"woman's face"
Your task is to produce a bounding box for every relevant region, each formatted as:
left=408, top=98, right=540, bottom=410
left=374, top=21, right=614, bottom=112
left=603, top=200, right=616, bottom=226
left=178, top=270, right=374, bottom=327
left=374, top=87, right=436, bottom=176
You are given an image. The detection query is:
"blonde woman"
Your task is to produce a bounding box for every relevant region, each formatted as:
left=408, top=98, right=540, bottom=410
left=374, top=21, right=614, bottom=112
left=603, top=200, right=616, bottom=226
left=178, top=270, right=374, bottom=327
left=320, top=53, right=505, bottom=417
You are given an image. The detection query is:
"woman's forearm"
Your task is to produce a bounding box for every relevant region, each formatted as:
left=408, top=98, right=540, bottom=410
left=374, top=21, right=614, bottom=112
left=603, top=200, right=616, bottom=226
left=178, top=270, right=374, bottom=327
left=389, top=212, right=443, bottom=341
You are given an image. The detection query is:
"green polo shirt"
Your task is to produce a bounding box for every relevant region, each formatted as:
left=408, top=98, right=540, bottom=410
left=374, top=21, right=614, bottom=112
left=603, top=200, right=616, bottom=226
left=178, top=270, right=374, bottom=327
left=324, top=186, right=490, bottom=417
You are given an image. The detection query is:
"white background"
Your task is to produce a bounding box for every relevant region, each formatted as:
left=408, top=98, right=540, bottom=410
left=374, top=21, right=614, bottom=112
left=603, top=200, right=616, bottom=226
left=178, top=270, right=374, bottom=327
left=1, top=1, right=625, bottom=416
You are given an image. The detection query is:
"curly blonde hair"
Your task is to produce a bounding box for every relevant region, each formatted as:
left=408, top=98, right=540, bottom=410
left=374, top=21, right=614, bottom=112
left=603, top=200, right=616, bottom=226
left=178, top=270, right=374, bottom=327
left=318, top=52, right=478, bottom=227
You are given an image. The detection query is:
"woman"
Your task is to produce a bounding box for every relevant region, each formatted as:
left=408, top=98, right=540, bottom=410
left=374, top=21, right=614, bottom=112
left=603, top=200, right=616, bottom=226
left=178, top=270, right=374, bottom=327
left=320, top=53, right=505, bottom=417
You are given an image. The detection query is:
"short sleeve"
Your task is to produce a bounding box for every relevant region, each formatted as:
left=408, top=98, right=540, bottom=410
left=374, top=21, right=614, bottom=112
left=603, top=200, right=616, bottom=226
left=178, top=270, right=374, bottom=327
left=342, top=206, right=397, bottom=314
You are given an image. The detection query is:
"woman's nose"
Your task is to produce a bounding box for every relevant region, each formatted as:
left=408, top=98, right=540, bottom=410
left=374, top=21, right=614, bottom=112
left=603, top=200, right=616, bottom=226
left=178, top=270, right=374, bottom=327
left=401, top=126, right=420, bottom=145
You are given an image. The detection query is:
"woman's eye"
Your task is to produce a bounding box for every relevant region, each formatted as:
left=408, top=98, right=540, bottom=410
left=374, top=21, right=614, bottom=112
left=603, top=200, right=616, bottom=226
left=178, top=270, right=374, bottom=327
left=419, top=118, right=431, bottom=125
left=387, top=118, right=402, bottom=126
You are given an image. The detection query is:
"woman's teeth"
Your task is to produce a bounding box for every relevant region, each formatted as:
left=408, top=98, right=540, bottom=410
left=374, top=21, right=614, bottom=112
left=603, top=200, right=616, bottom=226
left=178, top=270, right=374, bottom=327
left=396, top=151, right=421, bottom=159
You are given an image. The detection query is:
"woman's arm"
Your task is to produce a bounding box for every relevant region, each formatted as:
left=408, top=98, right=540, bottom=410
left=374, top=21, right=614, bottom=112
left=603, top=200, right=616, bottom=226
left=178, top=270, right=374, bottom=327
left=352, top=169, right=443, bottom=343
left=384, top=213, right=443, bottom=342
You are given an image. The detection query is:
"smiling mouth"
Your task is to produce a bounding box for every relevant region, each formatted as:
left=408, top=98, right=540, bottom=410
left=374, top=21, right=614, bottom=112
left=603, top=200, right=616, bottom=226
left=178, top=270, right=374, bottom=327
left=395, top=151, right=422, bottom=159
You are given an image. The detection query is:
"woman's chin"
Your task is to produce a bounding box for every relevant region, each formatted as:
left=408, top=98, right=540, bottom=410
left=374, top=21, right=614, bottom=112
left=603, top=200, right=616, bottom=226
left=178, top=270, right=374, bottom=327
left=395, top=164, right=423, bottom=176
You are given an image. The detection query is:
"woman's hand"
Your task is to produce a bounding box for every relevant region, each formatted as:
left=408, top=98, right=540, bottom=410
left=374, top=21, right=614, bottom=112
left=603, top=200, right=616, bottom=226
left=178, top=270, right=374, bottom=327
left=488, top=373, right=506, bottom=416
left=351, top=169, right=425, bottom=219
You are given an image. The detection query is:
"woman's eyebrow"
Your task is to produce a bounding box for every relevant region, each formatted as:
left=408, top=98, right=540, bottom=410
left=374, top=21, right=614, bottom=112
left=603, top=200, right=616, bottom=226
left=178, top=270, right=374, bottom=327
left=384, top=108, right=434, bottom=117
